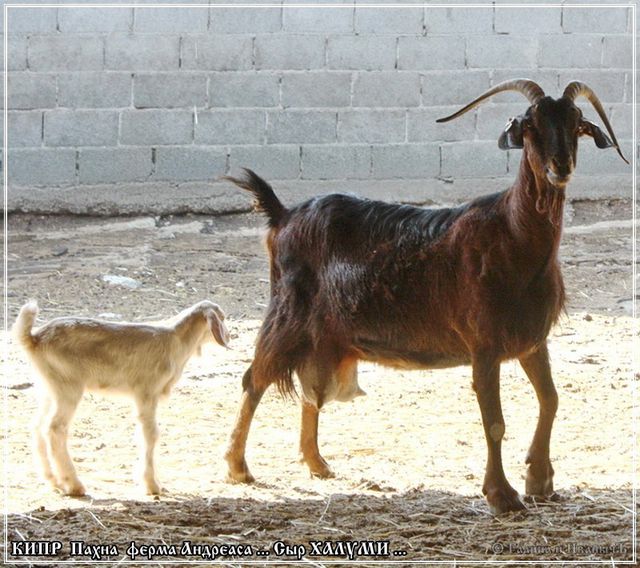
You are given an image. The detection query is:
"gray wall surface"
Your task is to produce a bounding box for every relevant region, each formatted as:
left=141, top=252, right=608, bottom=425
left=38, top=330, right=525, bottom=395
left=3, top=1, right=634, bottom=215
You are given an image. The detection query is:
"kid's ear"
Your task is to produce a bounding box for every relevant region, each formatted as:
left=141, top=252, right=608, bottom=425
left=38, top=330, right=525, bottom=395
left=498, top=116, right=525, bottom=150
left=206, top=310, right=230, bottom=347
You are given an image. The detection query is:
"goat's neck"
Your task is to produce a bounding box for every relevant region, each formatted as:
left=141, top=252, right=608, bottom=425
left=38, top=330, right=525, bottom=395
left=507, top=147, right=565, bottom=253
left=174, top=313, right=208, bottom=364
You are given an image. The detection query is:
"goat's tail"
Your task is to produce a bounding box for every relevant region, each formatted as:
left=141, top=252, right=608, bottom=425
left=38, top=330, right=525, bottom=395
left=223, top=169, right=287, bottom=228
left=13, top=301, right=38, bottom=350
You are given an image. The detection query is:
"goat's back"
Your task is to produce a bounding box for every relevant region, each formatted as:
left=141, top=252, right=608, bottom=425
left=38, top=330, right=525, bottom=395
left=24, top=318, right=179, bottom=394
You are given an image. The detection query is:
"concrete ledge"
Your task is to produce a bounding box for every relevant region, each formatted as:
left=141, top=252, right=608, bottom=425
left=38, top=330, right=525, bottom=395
left=7, top=175, right=632, bottom=217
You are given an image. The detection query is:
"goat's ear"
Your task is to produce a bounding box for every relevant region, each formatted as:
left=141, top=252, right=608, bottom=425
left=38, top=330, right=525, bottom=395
left=498, top=116, right=524, bottom=150
left=579, top=119, right=614, bottom=149
left=206, top=310, right=230, bottom=348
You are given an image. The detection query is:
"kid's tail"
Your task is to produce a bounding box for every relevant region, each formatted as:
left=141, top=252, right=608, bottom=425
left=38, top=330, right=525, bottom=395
left=13, top=301, right=38, bottom=350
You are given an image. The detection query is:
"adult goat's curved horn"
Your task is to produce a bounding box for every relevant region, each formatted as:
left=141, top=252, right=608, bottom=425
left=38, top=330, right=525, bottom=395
left=436, top=79, right=545, bottom=123
left=563, top=81, right=629, bottom=164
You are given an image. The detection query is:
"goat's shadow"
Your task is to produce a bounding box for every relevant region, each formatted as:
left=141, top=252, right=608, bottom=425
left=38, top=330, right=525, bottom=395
left=2, top=486, right=633, bottom=564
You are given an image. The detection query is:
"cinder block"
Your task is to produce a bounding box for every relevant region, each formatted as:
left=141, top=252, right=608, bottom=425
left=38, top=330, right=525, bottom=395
left=8, top=111, right=42, bottom=148
left=58, top=72, right=132, bottom=108
left=283, top=5, right=353, bottom=33
left=134, top=7, right=208, bottom=32
left=79, top=147, right=152, bottom=183
left=608, top=104, right=632, bottom=139
left=105, top=34, right=180, bottom=70
left=9, top=148, right=76, bottom=185
left=338, top=110, right=405, bottom=143
left=8, top=36, right=28, bottom=71
left=229, top=145, right=300, bottom=179
left=181, top=36, right=253, bottom=71
left=372, top=144, right=440, bottom=179
left=153, top=146, right=227, bottom=181
left=120, top=110, right=193, bottom=145
left=8, top=73, right=56, bottom=109
left=398, top=36, right=465, bottom=70
left=255, top=34, right=325, bottom=70
left=354, top=6, right=423, bottom=34
left=425, top=6, right=493, bottom=34
left=45, top=110, right=119, bottom=147
left=209, top=5, right=282, bottom=33
left=441, top=141, right=508, bottom=178
left=134, top=73, right=207, bottom=108
left=209, top=73, right=280, bottom=107
left=353, top=72, right=420, bottom=108
left=408, top=107, right=475, bottom=143
left=538, top=35, right=603, bottom=69
left=603, top=35, right=632, bottom=70
left=195, top=110, right=265, bottom=144
left=327, top=35, right=396, bottom=71
left=28, top=36, right=104, bottom=71
left=562, top=6, right=629, bottom=33
left=476, top=104, right=530, bottom=141
left=282, top=72, right=351, bottom=108
left=422, top=71, right=491, bottom=106
left=58, top=7, right=132, bottom=32
left=302, top=145, right=371, bottom=179
left=467, top=35, right=536, bottom=69
left=494, top=7, right=562, bottom=34
left=557, top=70, right=625, bottom=103
left=7, top=7, right=56, bottom=33
left=267, top=110, right=337, bottom=143
left=575, top=138, right=632, bottom=175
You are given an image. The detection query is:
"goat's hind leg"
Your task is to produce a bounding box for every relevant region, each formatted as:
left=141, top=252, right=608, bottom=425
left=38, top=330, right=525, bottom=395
left=297, top=353, right=358, bottom=479
left=300, top=400, right=334, bottom=479
left=32, top=392, right=56, bottom=488
left=225, top=365, right=266, bottom=483
left=44, top=388, right=85, bottom=496
left=519, top=342, right=558, bottom=497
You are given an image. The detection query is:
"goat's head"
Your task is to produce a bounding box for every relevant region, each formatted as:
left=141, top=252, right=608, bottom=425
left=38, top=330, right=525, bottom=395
left=437, top=79, right=628, bottom=189
left=194, top=300, right=230, bottom=349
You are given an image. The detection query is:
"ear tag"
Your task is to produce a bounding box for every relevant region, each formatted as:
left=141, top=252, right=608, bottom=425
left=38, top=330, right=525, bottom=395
left=504, top=117, right=515, bottom=131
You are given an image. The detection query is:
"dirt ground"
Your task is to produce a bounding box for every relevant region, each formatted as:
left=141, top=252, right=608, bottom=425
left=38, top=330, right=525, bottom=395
left=1, top=197, right=637, bottom=566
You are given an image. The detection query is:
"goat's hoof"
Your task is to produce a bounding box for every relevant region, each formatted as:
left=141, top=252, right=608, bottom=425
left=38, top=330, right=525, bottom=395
left=311, top=469, right=335, bottom=480
left=485, top=486, right=526, bottom=515
left=145, top=483, right=162, bottom=496
left=225, top=455, right=255, bottom=484
left=226, top=462, right=255, bottom=484
left=525, top=465, right=554, bottom=497
left=226, top=470, right=255, bottom=484
left=62, top=481, right=86, bottom=497
left=308, top=463, right=335, bottom=479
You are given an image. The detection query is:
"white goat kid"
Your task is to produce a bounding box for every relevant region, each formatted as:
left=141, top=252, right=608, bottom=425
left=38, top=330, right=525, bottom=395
left=13, top=300, right=230, bottom=496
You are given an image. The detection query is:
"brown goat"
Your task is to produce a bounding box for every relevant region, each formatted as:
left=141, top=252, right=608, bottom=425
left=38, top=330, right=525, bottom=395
left=224, top=80, right=627, bottom=515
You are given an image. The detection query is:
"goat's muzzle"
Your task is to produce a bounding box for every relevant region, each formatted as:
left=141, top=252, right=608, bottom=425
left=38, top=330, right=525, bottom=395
left=545, top=159, right=573, bottom=188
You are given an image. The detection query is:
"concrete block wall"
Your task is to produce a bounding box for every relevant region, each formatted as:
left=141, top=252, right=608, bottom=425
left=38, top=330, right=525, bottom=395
left=3, top=2, right=634, bottom=214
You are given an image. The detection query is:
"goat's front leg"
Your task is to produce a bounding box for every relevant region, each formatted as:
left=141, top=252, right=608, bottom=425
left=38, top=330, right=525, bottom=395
left=134, top=396, right=161, bottom=495
left=45, top=394, right=85, bottom=496
left=519, top=342, right=558, bottom=497
left=300, top=400, right=334, bottom=478
left=225, top=366, right=265, bottom=483
left=472, top=353, right=525, bottom=514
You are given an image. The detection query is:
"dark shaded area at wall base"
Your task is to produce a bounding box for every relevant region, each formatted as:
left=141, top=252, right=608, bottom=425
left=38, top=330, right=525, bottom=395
left=6, top=175, right=632, bottom=217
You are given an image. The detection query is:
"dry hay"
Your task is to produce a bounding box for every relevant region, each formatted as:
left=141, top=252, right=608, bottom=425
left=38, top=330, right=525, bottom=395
left=3, top=487, right=634, bottom=565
